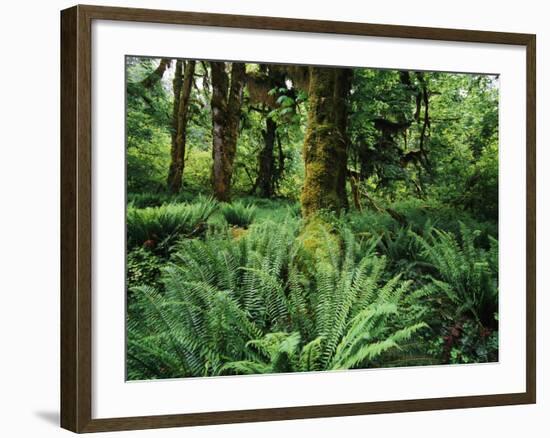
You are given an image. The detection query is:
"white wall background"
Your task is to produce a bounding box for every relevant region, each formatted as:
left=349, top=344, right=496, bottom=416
left=0, top=0, right=546, bottom=436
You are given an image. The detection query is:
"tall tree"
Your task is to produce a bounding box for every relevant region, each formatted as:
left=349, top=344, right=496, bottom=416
left=256, top=117, right=277, bottom=197
left=210, top=62, right=246, bottom=201
left=301, top=67, right=352, bottom=217
left=246, top=66, right=290, bottom=198
left=169, top=60, right=183, bottom=161
left=167, top=60, right=195, bottom=193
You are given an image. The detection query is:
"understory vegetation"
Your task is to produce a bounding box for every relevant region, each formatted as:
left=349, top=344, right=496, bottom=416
left=126, top=57, right=499, bottom=380
left=127, top=197, right=498, bottom=379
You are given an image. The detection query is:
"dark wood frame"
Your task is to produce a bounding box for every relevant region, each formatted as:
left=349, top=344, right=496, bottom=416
left=61, top=4, right=536, bottom=433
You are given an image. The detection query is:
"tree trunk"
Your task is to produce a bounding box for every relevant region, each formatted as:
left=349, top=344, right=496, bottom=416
left=167, top=60, right=195, bottom=193
left=211, top=62, right=246, bottom=202
left=256, top=117, right=277, bottom=198
left=169, top=60, right=183, bottom=158
left=275, top=132, right=285, bottom=191
left=301, top=67, right=352, bottom=217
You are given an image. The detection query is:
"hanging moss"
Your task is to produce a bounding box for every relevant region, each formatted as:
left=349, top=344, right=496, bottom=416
left=246, top=71, right=279, bottom=108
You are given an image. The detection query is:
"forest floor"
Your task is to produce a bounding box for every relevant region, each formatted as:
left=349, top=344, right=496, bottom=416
left=126, top=194, right=499, bottom=380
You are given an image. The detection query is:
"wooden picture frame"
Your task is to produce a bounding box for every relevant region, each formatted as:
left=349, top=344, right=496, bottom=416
left=60, top=4, right=536, bottom=433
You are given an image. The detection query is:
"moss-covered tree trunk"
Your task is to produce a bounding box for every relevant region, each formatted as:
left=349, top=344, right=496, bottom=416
left=301, top=67, right=352, bottom=217
left=167, top=60, right=195, bottom=193
left=211, top=62, right=246, bottom=202
left=256, top=117, right=277, bottom=198
left=169, top=60, right=183, bottom=152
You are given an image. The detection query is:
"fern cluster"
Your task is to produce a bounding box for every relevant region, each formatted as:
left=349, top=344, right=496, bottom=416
left=127, top=191, right=198, bottom=208
left=127, top=219, right=429, bottom=379
left=126, top=196, right=218, bottom=251
left=127, top=196, right=499, bottom=379
left=413, top=222, right=498, bottom=328
left=220, top=201, right=257, bottom=228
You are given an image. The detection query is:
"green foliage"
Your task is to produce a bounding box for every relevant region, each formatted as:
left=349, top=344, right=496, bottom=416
left=182, top=150, right=213, bottom=193
left=127, top=192, right=169, bottom=209
left=126, top=58, right=172, bottom=193
left=127, top=191, right=197, bottom=209
left=348, top=69, right=498, bottom=212
left=239, top=197, right=301, bottom=222
left=345, top=198, right=497, bottom=244
left=128, top=219, right=432, bottom=379
left=447, top=320, right=498, bottom=364
left=125, top=58, right=500, bottom=379
left=127, top=247, right=163, bottom=292
left=220, top=202, right=257, bottom=228
left=126, top=196, right=218, bottom=252
left=458, top=142, right=499, bottom=221
left=414, top=222, right=498, bottom=328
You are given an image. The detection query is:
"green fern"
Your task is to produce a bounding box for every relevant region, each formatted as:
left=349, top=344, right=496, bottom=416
left=413, top=222, right=498, bottom=328
left=128, top=220, right=432, bottom=379
left=221, top=201, right=257, bottom=228
left=127, top=196, right=218, bottom=250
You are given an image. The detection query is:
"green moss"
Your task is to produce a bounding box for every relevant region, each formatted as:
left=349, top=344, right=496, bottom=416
left=301, top=128, right=346, bottom=217
left=298, top=216, right=340, bottom=261
left=300, top=67, right=349, bottom=218
left=230, top=226, right=248, bottom=240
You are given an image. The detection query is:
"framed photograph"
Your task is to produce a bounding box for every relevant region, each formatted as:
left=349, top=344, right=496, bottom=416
left=60, top=4, right=536, bottom=433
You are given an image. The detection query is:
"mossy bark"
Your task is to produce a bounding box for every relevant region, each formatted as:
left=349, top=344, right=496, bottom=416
left=169, top=60, right=183, bottom=151
left=167, top=60, right=195, bottom=193
left=298, top=216, right=340, bottom=261
left=256, top=117, right=277, bottom=198
left=211, top=62, right=246, bottom=202
left=270, top=65, right=310, bottom=91
left=301, top=67, right=352, bottom=217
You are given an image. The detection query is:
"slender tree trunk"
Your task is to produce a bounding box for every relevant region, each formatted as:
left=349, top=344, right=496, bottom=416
left=275, top=132, right=285, bottom=191
left=167, top=60, right=195, bottom=193
left=416, top=72, right=432, bottom=168
left=169, top=60, right=183, bottom=156
left=210, top=62, right=246, bottom=202
left=301, top=67, right=352, bottom=217
left=256, top=117, right=277, bottom=198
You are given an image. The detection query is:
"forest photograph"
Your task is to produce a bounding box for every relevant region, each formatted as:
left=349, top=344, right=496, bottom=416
left=125, top=56, right=499, bottom=381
